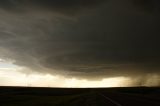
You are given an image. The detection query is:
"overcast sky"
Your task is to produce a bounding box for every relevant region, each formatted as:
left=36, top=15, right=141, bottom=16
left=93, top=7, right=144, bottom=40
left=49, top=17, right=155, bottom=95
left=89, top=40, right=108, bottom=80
left=0, top=0, right=160, bottom=87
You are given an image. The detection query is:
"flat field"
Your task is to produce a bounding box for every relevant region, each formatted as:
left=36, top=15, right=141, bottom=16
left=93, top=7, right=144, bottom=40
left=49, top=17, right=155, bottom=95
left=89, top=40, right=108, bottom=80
left=0, top=86, right=160, bottom=106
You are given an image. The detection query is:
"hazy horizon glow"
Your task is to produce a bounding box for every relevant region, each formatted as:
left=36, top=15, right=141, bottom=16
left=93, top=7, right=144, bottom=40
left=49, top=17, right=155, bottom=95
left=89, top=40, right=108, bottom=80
left=0, top=59, right=132, bottom=87
left=0, top=60, right=159, bottom=87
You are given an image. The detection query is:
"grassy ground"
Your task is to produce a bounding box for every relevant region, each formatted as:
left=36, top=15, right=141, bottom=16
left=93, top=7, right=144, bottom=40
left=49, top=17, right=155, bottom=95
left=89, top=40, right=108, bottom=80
left=0, top=86, right=159, bottom=106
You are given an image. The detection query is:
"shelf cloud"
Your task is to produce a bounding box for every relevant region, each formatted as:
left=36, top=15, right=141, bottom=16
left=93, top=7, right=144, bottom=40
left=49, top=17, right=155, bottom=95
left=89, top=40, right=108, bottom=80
left=0, top=0, right=159, bottom=85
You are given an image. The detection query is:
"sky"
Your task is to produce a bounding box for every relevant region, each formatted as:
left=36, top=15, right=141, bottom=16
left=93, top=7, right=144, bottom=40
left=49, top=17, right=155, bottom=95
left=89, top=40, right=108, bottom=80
left=0, top=0, right=160, bottom=87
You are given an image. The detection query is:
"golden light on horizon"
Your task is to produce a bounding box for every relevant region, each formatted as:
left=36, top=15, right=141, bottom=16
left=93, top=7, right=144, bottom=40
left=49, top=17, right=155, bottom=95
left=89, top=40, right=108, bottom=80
left=0, top=59, right=159, bottom=87
left=63, top=77, right=130, bottom=88
left=0, top=59, right=131, bottom=87
left=0, top=69, right=130, bottom=88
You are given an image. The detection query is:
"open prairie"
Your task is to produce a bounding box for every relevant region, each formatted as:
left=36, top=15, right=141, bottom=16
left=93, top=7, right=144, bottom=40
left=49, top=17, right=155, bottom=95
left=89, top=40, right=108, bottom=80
left=0, top=86, right=160, bottom=106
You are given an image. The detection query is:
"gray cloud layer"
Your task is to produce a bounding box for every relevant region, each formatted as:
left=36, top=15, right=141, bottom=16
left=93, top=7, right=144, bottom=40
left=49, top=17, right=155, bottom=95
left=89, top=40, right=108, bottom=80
left=0, top=0, right=160, bottom=81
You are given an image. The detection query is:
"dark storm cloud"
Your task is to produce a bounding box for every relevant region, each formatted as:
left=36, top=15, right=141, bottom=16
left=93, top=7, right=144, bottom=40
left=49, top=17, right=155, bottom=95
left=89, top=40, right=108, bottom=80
left=0, top=0, right=106, bottom=14
left=0, top=0, right=160, bottom=82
